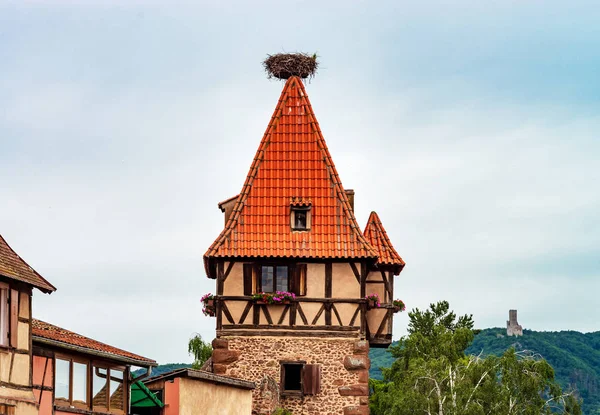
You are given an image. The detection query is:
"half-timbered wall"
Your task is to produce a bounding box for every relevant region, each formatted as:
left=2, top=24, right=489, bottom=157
left=217, top=261, right=368, bottom=336
left=32, top=346, right=131, bottom=415
left=364, top=268, right=395, bottom=347
left=32, top=353, right=53, bottom=415
left=0, top=285, right=37, bottom=415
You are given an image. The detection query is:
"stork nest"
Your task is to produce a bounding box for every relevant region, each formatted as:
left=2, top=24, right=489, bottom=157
left=263, top=53, right=319, bottom=80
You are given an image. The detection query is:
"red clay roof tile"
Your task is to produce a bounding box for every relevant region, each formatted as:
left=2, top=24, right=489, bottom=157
left=0, top=234, right=56, bottom=293
left=363, top=211, right=405, bottom=274
left=32, top=319, right=156, bottom=366
left=204, top=77, right=378, bottom=274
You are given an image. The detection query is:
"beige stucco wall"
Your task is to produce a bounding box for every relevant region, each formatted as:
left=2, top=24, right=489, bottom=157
left=0, top=400, right=38, bottom=415
left=331, top=263, right=360, bottom=299
left=365, top=282, right=386, bottom=303
left=335, top=303, right=360, bottom=326
left=178, top=377, right=252, bottom=415
left=17, top=321, right=30, bottom=351
left=305, top=263, right=324, bottom=297
left=0, top=389, right=37, bottom=414
left=18, top=292, right=30, bottom=319
left=0, top=351, right=29, bottom=385
left=10, top=353, right=31, bottom=386
left=223, top=262, right=244, bottom=296
left=366, top=308, right=390, bottom=337
left=0, top=351, right=10, bottom=382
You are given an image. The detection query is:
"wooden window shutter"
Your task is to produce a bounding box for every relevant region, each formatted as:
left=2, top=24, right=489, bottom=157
left=289, top=265, right=297, bottom=294
left=302, top=364, right=321, bottom=395
left=9, top=289, right=18, bottom=348
left=243, top=264, right=253, bottom=296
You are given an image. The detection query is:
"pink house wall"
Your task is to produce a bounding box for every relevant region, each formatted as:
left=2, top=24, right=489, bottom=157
left=32, top=355, right=54, bottom=415
left=163, top=378, right=180, bottom=415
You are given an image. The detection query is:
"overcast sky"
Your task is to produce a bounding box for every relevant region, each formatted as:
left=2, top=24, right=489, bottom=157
left=1, top=1, right=599, bottom=365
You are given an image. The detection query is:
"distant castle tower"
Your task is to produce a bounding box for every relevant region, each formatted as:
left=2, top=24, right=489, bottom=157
left=506, top=309, right=523, bottom=336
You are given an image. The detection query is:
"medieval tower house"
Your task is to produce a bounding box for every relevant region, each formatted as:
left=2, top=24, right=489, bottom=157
left=204, top=58, right=405, bottom=415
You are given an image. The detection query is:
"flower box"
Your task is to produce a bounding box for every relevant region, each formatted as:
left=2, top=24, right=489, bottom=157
left=365, top=293, right=381, bottom=310
left=255, top=300, right=291, bottom=305
left=392, top=299, right=406, bottom=313
left=201, top=293, right=216, bottom=317
left=252, top=291, right=296, bottom=305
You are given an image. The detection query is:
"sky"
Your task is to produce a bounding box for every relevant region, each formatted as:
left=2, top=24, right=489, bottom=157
left=1, top=1, right=599, bottom=365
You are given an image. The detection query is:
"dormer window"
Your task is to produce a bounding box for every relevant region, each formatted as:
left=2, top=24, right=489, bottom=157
left=290, top=198, right=312, bottom=231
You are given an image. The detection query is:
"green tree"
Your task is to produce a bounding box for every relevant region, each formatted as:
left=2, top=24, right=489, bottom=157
left=188, top=333, right=212, bottom=369
left=370, top=301, right=581, bottom=415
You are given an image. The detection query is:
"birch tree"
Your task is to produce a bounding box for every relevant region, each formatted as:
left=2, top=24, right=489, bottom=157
left=370, top=301, right=581, bottom=415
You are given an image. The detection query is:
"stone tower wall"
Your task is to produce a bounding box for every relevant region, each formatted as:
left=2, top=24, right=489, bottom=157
left=212, top=336, right=370, bottom=415
left=506, top=309, right=523, bottom=337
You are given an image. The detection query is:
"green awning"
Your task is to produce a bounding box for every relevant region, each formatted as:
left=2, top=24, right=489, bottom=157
left=130, top=381, right=164, bottom=408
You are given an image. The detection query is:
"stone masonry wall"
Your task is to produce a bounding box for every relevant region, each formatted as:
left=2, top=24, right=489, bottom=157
left=212, top=336, right=370, bottom=415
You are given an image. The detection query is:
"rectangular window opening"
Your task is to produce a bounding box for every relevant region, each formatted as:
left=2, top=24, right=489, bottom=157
left=92, top=366, right=108, bottom=411
left=55, top=359, right=70, bottom=401
left=72, top=362, right=88, bottom=406
left=261, top=266, right=289, bottom=293
left=291, top=206, right=311, bottom=231
left=281, top=363, right=303, bottom=395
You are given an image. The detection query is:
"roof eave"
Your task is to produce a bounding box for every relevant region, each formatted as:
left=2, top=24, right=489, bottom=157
left=144, top=368, right=255, bottom=390
left=32, top=336, right=157, bottom=368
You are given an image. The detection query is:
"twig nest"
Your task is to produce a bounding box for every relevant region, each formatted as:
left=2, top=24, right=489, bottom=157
left=263, top=53, right=318, bottom=80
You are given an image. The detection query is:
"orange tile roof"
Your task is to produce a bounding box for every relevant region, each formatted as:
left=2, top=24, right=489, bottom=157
left=363, top=211, right=405, bottom=274
left=0, top=234, right=56, bottom=293
left=32, top=319, right=156, bottom=366
left=204, top=76, right=378, bottom=274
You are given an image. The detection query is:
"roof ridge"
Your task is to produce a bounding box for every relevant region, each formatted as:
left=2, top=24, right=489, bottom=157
left=0, top=233, right=56, bottom=293
left=204, top=77, right=377, bottom=272
left=363, top=211, right=405, bottom=273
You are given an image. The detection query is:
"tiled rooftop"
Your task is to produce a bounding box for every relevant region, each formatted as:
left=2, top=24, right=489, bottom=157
left=0, top=234, right=56, bottom=293
left=363, top=211, right=405, bottom=274
left=205, top=76, right=378, bottom=273
left=32, top=319, right=156, bottom=366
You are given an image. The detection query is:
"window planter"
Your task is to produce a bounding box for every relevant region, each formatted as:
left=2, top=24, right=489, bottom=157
left=365, top=293, right=381, bottom=310
left=252, top=291, right=295, bottom=305
left=201, top=293, right=216, bottom=317
left=392, top=299, right=406, bottom=313
left=255, top=299, right=292, bottom=305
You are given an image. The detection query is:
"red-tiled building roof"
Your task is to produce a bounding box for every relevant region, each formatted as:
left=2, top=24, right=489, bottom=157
left=32, top=319, right=156, bottom=366
left=363, top=211, right=405, bottom=274
left=204, top=76, right=378, bottom=275
left=0, top=234, right=56, bottom=293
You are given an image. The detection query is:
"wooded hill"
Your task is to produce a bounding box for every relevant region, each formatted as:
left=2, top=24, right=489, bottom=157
left=369, top=328, right=600, bottom=414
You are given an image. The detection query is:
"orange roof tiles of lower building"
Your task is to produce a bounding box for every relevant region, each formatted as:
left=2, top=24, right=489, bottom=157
left=32, top=319, right=156, bottom=367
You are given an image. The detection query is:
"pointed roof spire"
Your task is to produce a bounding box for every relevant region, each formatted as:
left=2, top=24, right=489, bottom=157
left=204, top=77, right=377, bottom=276
left=363, top=211, right=405, bottom=275
left=0, top=234, right=56, bottom=293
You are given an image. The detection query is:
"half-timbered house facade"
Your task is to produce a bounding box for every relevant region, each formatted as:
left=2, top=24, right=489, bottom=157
left=0, top=233, right=157, bottom=415
left=204, top=76, right=405, bottom=415
left=0, top=234, right=56, bottom=415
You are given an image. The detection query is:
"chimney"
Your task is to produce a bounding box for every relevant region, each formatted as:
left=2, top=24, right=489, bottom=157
left=218, top=195, right=239, bottom=225
left=345, top=189, right=355, bottom=212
